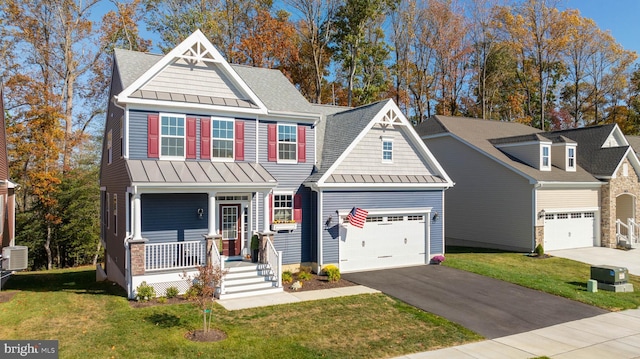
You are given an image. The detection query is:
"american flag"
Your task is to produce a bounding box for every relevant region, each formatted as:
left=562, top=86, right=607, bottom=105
left=346, top=207, right=368, bottom=228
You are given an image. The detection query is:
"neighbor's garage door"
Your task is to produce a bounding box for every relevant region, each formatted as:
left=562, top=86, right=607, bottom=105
left=544, top=212, right=596, bottom=250
left=340, top=213, right=427, bottom=272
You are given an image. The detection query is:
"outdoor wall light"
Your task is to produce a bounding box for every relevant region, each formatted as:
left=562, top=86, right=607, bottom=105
left=197, top=208, right=204, bottom=219
left=538, top=209, right=546, bottom=219
left=432, top=211, right=439, bottom=222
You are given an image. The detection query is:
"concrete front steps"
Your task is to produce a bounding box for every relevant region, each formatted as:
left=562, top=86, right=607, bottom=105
left=218, top=261, right=282, bottom=300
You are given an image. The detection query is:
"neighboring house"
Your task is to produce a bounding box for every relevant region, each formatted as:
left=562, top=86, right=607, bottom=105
left=0, top=87, right=16, bottom=250
left=100, top=30, right=453, bottom=299
left=417, top=115, right=640, bottom=252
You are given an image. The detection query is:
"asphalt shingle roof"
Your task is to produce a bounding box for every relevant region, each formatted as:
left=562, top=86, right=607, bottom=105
left=416, top=115, right=602, bottom=183
left=305, top=100, right=391, bottom=183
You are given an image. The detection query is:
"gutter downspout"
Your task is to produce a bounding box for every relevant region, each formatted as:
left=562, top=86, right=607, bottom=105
left=532, top=182, right=542, bottom=253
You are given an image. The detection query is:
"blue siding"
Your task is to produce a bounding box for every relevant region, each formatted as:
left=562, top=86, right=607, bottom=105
left=320, top=190, right=444, bottom=264
left=257, top=186, right=314, bottom=264
left=258, top=120, right=315, bottom=189
left=141, top=193, right=209, bottom=242
left=128, top=110, right=257, bottom=162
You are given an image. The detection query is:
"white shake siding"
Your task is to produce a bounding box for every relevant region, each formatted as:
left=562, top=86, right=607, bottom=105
left=334, top=126, right=436, bottom=176
left=427, top=136, right=533, bottom=251
left=142, top=58, right=244, bottom=99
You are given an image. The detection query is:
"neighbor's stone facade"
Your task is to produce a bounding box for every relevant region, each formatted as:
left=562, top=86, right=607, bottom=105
left=600, top=158, right=640, bottom=248
left=534, top=225, right=544, bottom=248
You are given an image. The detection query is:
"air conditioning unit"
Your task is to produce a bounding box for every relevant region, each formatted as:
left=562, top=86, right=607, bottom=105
left=2, top=246, right=28, bottom=271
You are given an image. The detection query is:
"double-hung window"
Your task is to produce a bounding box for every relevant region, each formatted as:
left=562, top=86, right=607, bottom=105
left=567, top=147, right=575, bottom=169
left=160, top=114, right=185, bottom=158
left=278, top=124, right=297, bottom=161
left=541, top=145, right=550, bottom=169
left=107, top=130, right=113, bottom=164
left=212, top=118, right=234, bottom=159
left=382, top=137, right=393, bottom=163
left=273, top=194, right=293, bottom=222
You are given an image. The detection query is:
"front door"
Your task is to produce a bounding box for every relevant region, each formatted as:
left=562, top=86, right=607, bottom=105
left=220, top=204, right=241, bottom=256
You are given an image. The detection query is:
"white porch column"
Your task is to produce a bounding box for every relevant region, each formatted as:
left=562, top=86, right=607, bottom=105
left=208, top=192, right=217, bottom=236
left=132, top=193, right=142, bottom=240
left=263, top=191, right=271, bottom=232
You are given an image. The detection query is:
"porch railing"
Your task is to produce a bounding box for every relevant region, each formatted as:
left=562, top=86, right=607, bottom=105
left=616, top=219, right=640, bottom=248
left=265, top=237, right=283, bottom=288
left=210, top=239, right=225, bottom=295
left=145, top=240, right=205, bottom=272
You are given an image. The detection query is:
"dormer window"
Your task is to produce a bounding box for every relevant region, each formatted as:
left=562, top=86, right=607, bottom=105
left=567, top=147, right=575, bottom=170
left=541, top=145, right=550, bottom=170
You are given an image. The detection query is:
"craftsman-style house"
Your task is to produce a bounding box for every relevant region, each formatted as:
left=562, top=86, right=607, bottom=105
left=100, top=31, right=452, bottom=299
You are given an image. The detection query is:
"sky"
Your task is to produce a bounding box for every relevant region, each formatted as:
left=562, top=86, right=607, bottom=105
left=564, top=0, right=640, bottom=57
left=93, top=0, right=640, bottom=58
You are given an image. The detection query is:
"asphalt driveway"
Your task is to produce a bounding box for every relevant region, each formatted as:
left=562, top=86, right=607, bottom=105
left=343, top=265, right=607, bottom=339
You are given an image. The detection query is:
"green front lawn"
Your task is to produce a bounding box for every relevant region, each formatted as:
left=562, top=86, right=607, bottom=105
left=0, top=267, right=481, bottom=358
left=444, top=247, right=640, bottom=311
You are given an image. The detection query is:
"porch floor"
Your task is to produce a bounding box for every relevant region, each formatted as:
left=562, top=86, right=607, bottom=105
left=224, top=260, right=257, bottom=268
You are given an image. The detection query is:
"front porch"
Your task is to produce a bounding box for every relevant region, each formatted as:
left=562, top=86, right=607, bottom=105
left=128, top=233, right=283, bottom=299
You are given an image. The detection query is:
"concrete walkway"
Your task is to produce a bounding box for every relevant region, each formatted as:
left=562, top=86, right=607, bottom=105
left=217, top=285, right=380, bottom=310
left=395, top=308, right=640, bottom=358
left=548, top=247, right=640, bottom=275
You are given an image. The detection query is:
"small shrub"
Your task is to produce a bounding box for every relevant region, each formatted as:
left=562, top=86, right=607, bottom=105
left=157, top=296, right=167, bottom=304
left=323, top=265, right=340, bottom=282
left=535, top=243, right=544, bottom=256
left=184, top=286, right=199, bottom=301
left=135, top=281, right=156, bottom=302
left=165, top=286, right=179, bottom=299
left=282, top=271, right=293, bottom=284
left=297, top=271, right=312, bottom=281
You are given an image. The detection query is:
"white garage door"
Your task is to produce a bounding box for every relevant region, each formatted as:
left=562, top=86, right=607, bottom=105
left=340, top=213, right=428, bottom=272
left=544, top=212, right=596, bottom=251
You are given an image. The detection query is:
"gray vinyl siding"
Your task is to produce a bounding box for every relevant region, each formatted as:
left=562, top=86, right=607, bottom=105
left=141, top=58, right=244, bottom=99
left=258, top=120, right=315, bottom=189
left=334, top=125, right=436, bottom=176
left=321, top=190, right=444, bottom=264
left=141, top=193, right=209, bottom=242
left=129, top=110, right=256, bottom=162
left=498, top=142, right=542, bottom=169
left=426, top=136, right=534, bottom=251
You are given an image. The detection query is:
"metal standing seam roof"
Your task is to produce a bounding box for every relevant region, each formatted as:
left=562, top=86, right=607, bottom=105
left=126, top=160, right=277, bottom=185
left=416, top=115, right=602, bottom=183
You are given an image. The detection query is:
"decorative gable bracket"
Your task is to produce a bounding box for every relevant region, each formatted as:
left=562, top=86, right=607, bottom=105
left=377, top=109, right=405, bottom=128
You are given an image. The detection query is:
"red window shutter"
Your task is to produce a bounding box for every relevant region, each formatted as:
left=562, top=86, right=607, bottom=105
left=267, top=124, right=277, bottom=162
left=235, top=120, right=245, bottom=161
left=147, top=114, right=159, bottom=158
left=200, top=118, right=210, bottom=159
left=294, top=194, right=302, bottom=223
left=186, top=117, right=196, bottom=159
left=297, top=126, right=306, bottom=163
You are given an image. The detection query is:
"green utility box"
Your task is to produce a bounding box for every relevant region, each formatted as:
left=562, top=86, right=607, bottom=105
left=590, top=265, right=628, bottom=285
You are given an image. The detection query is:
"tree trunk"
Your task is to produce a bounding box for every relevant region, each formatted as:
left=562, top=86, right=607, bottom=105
left=45, top=224, right=53, bottom=270
left=92, top=240, right=102, bottom=266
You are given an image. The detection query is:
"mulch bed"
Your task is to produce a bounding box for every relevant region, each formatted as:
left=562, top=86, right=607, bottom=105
left=185, top=329, right=227, bottom=342
left=130, top=296, right=191, bottom=308
left=0, top=291, right=17, bottom=303
left=283, top=273, right=356, bottom=293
